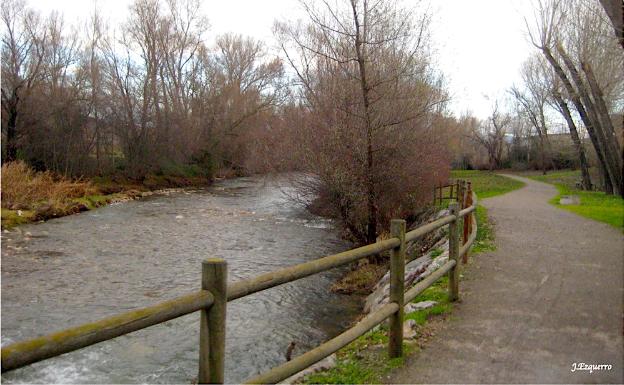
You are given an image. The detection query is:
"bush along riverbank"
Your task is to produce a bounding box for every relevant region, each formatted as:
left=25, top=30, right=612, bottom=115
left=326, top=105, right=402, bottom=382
left=0, top=161, right=212, bottom=229
left=291, top=171, right=517, bottom=384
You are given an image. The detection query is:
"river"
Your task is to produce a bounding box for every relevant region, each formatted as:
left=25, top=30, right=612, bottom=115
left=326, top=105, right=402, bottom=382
left=1, top=175, right=362, bottom=383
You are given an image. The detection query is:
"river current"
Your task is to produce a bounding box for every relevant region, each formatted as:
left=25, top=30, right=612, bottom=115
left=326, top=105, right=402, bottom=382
left=1, top=175, right=361, bottom=383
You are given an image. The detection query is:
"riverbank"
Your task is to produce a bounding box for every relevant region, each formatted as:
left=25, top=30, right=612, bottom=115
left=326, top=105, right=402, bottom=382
left=295, top=171, right=523, bottom=384
left=1, top=161, right=212, bottom=229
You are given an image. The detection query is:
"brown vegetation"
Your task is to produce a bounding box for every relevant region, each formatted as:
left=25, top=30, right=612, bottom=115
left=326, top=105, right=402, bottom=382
left=0, top=160, right=212, bottom=228
left=1, top=161, right=97, bottom=211
left=1, top=0, right=284, bottom=179
left=331, top=262, right=388, bottom=295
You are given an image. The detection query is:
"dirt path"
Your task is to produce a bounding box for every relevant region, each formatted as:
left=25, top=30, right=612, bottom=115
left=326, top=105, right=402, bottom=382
left=387, top=175, right=623, bottom=384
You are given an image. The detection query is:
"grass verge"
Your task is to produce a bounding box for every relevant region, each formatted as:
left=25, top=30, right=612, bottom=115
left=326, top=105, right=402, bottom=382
left=450, top=170, right=525, bottom=198
left=304, top=278, right=451, bottom=384
left=526, top=170, right=624, bottom=230
left=1, top=208, right=37, bottom=228
left=472, top=205, right=495, bottom=253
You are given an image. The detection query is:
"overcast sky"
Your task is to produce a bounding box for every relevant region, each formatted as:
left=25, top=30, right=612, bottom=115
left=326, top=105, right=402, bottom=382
left=27, top=0, right=537, bottom=119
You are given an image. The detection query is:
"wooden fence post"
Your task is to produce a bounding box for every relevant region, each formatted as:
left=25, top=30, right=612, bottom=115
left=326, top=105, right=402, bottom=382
left=389, top=219, right=406, bottom=358
left=462, top=182, right=473, bottom=264
left=199, top=259, right=227, bottom=384
left=448, top=202, right=460, bottom=301
left=438, top=183, right=442, bottom=205
left=458, top=180, right=465, bottom=209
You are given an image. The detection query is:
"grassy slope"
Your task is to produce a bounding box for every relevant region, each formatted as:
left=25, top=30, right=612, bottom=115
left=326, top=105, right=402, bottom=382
left=450, top=170, right=525, bottom=199
left=302, top=171, right=520, bottom=384
left=526, top=170, right=624, bottom=230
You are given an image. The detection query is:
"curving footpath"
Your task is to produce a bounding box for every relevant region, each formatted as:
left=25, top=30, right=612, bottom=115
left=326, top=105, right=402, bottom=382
left=387, top=175, right=623, bottom=384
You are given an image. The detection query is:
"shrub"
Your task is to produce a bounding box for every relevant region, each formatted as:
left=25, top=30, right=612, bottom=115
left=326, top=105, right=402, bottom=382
left=1, top=161, right=97, bottom=210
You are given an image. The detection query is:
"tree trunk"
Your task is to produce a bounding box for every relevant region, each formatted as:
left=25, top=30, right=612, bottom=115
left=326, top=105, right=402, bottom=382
left=581, top=62, right=623, bottom=197
left=538, top=136, right=547, bottom=175
left=553, top=92, right=592, bottom=190
left=4, top=93, right=19, bottom=162
left=352, top=0, right=378, bottom=245
left=599, top=0, right=624, bottom=49
left=556, top=45, right=621, bottom=195
left=540, top=47, right=614, bottom=194
left=601, top=165, right=614, bottom=194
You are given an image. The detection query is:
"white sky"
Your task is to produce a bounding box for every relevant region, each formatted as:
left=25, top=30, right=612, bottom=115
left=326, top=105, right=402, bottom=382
left=27, top=0, right=537, bottom=119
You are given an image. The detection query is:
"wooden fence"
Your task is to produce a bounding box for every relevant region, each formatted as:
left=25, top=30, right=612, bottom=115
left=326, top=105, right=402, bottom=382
left=433, top=180, right=462, bottom=206
left=1, top=181, right=477, bottom=384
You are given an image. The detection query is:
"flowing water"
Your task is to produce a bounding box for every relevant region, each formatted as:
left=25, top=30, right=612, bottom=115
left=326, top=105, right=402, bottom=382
left=1, top=175, right=362, bottom=384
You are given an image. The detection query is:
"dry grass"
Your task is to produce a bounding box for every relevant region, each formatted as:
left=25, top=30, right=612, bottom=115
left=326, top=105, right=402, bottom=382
left=331, top=262, right=388, bottom=295
left=1, top=161, right=97, bottom=210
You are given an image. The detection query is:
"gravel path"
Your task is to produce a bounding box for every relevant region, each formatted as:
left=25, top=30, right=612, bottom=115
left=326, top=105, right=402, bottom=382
left=387, top=175, right=623, bottom=384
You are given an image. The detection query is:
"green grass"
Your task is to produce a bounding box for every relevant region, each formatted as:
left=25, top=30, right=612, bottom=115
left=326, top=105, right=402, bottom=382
left=450, top=170, right=525, bottom=199
left=526, top=170, right=624, bottom=230
left=304, top=280, right=452, bottom=384
left=303, top=326, right=410, bottom=384
left=72, top=195, right=111, bottom=210
left=446, top=170, right=518, bottom=253
left=472, top=205, right=495, bottom=253
left=526, top=169, right=580, bottom=190
left=404, top=276, right=452, bottom=326
left=302, top=221, right=497, bottom=384
left=430, top=248, right=443, bottom=258
left=1, top=208, right=36, bottom=229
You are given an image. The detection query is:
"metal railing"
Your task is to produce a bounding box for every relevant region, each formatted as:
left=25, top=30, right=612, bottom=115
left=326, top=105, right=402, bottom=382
left=1, top=182, right=477, bottom=384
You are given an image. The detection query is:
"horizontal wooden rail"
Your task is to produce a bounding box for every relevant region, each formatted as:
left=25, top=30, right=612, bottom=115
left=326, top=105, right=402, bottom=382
left=1, top=291, right=214, bottom=372
left=405, top=214, right=454, bottom=243
left=244, top=302, right=400, bottom=384
left=226, top=237, right=400, bottom=301
left=458, top=204, right=476, bottom=218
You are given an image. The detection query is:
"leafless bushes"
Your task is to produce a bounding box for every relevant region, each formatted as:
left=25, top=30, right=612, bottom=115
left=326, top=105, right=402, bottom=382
left=1, top=0, right=284, bottom=179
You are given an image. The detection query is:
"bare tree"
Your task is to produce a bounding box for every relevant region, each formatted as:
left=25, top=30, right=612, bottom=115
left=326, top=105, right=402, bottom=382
left=275, top=0, right=449, bottom=245
left=1, top=0, right=46, bottom=162
left=526, top=0, right=623, bottom=195
left=1, top=0, right=290, bottom=181
left=472, top=102, right=510, bottom=171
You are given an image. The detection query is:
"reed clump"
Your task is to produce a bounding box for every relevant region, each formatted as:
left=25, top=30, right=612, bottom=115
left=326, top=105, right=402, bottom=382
left=1, top=161, right=98, bottom=212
